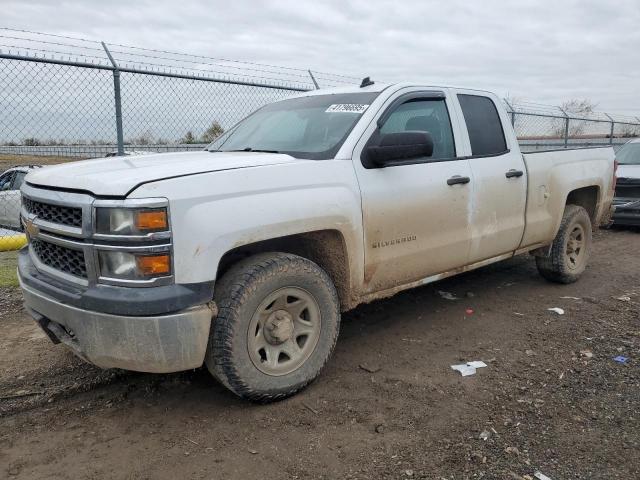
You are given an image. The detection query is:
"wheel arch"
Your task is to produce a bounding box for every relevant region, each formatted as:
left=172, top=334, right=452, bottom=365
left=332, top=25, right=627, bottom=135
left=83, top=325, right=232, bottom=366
left=565, top=185, right=600, bottom=225
left=216, top=229, right=354, bottom=311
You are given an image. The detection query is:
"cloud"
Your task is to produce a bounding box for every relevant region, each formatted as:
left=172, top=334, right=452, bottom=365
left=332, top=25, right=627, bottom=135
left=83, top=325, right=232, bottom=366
left=2, top=0, right=639, bottom=112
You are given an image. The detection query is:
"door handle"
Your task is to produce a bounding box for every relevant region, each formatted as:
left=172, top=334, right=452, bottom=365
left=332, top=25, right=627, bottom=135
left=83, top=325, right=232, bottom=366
left=447, top=175, right=471, bottom=186
left=505, top=169, right=524, bottom=178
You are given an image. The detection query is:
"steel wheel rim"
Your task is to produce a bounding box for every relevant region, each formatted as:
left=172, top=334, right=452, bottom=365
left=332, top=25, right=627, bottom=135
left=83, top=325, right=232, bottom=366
left=247, top=287, right=322, bottom=376
left=565, top=224, right=586, bottom=270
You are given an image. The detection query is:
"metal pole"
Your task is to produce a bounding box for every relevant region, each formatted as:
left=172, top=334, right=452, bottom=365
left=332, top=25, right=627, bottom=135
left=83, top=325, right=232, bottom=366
left=604, top=113, right=614, bottom=145
left=308, top=70, right=320, bottom=90
left=560, top=108, right=569, bottom=148
left=101, top=42, right=125, bottom=156
left=503, top=99, right=516, bottom=127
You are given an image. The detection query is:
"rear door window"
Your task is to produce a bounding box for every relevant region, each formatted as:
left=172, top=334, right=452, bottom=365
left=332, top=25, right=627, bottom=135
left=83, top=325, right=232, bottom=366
left=458, top=94, right=507, bottom=156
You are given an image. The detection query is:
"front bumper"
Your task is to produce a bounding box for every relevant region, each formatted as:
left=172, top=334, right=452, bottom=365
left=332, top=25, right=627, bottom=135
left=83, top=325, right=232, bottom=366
left=19, top=250, right=214, bottom=373
left=612, top=199, right=640, bottom=226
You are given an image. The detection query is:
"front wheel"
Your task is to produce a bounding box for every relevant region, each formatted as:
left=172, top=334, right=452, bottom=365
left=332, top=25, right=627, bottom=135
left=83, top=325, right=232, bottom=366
left=206, top=252, right=340, bottom=402
left=536, top=204, right=592, bottom=284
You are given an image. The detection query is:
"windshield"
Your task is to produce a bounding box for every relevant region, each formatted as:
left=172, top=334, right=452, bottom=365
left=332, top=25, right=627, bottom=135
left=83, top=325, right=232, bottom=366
left=207, top=92, right=380, bottom=159
left=617, top=142, right=640, bottom=165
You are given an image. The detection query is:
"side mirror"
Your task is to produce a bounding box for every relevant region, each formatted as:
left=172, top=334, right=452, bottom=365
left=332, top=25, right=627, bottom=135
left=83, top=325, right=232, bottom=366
left=365, top=131, right=434, bottom=168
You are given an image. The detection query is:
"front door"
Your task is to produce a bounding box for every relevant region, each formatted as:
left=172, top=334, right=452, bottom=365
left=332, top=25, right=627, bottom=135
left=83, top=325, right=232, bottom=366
left=353, top=90, right=473, bottom=293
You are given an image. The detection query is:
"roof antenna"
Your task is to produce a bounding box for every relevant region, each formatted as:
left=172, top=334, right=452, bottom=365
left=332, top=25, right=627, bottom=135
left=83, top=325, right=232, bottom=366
left=360, top=76, right=374, bottom=88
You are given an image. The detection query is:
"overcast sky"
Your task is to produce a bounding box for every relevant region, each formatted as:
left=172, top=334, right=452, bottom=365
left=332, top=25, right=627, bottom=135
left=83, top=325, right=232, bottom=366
left=3, top=0, right=640, bottom=115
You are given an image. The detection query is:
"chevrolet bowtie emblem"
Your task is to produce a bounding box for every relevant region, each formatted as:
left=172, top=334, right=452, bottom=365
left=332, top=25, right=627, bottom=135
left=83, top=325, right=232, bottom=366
left=24, top=217, right=40, bottom=237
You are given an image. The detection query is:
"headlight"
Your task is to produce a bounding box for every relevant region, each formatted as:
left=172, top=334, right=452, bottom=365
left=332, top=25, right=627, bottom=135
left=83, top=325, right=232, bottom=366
left=98, top=250, right=171, bottom=280
left=95, top=207, right=168, bottom=236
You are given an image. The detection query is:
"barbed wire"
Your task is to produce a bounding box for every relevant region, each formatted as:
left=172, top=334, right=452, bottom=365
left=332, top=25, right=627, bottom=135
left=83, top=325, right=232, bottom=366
left=0, top=27, right=360, bottom=86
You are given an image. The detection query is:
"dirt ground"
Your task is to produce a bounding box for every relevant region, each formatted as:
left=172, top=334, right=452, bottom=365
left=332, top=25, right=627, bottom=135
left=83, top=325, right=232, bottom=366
left=0, top=228, right=638, bottom=479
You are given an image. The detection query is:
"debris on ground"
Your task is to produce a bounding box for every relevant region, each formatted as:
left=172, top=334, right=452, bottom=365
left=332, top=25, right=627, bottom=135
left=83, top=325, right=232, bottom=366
left=534, top=472, right=553, bottom=480
left=547, top=307, right=565, bottom=315
left=302, top=402, right=319, bottom=415
left=615, top=295, right=631, bottom=302
left=504, top=446, right=520, bottom=455
left=465, top=308, right=474, bottom=315
left=560, top=296, right=580, bottom=300
left=359, top=363, right=381, bottom=373
left=451, top=360, right=487, bottom=376
left=579, top=349, right=594, bottom=359
left=479, top=429, right=491, bottom=441
left=613, top=356, right=629, bottom=364
left=438, top=290, right=458, bottom=301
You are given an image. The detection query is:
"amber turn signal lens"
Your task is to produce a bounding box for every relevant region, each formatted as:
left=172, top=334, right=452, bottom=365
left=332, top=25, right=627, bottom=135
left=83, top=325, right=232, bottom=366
left=135, top=209, right=168, bottom=231
left=136, top=254, right=171, bottom=276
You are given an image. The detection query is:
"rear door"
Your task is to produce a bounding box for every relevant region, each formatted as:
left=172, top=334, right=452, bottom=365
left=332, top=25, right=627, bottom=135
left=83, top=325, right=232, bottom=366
left=352, top=88, right=474, bottom=293
left=454, top=91, right=527, bottom=262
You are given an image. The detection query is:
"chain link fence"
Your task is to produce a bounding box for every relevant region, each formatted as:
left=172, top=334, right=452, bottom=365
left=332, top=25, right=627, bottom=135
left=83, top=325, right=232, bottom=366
left=504, top=100, right=640, bottom=152
left=1, top=28, right=640, bottom=249
left=0, top=29, right=359, bottom=247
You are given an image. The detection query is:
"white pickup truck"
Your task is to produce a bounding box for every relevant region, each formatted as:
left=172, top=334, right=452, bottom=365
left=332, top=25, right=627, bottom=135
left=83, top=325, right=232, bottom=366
left=19, top=81, right=616, bottom=401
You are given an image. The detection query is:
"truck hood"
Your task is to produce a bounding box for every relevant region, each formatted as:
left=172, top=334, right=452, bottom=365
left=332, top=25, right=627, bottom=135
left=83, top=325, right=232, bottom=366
left=617, top=164, right=640, bottom=180
left=25, top=151, right=299, bottom=196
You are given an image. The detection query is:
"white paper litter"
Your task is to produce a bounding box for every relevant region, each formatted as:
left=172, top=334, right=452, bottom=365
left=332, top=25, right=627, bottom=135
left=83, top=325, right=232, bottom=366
left=560, top=296, right=580, bottom=300
left=615, top=295, right=631, bottom=302
left=438, top=290, right=458, bottom=300
left=467, top=361, right=488, bottom=368
left=547, top=307, right=565, bottom=315
left=534, top=472, right=552, bottom=480
left=451, top=361, right=487, bottom=376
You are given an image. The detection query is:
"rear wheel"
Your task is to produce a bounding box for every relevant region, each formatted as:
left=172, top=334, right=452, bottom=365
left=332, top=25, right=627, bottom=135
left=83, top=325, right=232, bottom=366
left=206, top=252, right=340, bottom=402
left=536, top=204, right=592, bottom=284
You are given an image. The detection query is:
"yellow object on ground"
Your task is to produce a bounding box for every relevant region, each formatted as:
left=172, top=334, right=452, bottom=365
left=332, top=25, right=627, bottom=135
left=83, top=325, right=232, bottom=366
left=0, top=233, right=27, bottom=251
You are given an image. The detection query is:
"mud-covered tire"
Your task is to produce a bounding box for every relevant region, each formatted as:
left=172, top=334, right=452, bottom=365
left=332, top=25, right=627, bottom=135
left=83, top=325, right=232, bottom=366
left=206, top=252, right=340, bottom=402
left=536, top=204, right=592, bottom=284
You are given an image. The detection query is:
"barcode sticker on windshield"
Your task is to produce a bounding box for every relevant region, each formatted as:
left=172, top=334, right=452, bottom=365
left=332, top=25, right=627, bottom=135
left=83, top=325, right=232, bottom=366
left=325, top=104, right=369, bottom=114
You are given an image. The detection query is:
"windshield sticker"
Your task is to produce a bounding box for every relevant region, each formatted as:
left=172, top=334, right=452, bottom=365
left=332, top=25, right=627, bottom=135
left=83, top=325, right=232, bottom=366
left=325, top=104, right=369, bottom=114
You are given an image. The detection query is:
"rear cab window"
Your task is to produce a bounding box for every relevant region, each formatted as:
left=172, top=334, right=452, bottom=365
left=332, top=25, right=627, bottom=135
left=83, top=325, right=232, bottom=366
left=457, top=94, right=508, bottom=156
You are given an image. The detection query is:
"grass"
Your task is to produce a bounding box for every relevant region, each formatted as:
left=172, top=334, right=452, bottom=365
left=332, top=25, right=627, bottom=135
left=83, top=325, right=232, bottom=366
left=0, top=154, right=81, bottom=171
left=0, top=250, right=19, bottom=287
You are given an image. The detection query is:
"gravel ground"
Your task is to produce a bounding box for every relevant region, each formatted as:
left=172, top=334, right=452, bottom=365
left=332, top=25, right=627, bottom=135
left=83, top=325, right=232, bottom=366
left=0, top=228, right=638, bottom=479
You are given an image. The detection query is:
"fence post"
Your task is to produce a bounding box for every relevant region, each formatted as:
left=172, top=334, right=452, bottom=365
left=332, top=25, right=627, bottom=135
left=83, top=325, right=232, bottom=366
left=604, top=113, right=614, bottom=145
left=308, top=70, right=320, bottom=90
left=101, top=42, right=125, bottom=156
left=504, top=99, right=516, bottom=127
left=560, top=108, right=569, bottom=148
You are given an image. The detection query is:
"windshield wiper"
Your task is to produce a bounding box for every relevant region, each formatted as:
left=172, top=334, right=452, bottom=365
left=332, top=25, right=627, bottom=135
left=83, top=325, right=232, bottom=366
left=227, top=147, right=280, bottom=153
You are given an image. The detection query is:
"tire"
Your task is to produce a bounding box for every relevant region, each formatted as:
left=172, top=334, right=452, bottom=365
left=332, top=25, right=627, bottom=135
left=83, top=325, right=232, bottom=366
left=206, top=252, right=340, bottom=402
left=536, top=204, right=592, bottom=284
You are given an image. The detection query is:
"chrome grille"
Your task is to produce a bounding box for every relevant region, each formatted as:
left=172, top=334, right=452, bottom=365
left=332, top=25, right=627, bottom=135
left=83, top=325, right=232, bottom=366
left=31, top=239, right=87, bottom=278
left=23, top=197, right=83, bottom=228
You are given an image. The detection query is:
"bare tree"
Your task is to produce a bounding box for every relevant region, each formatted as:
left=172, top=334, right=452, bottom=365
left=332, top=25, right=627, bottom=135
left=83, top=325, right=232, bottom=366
left=201, top=121, right=224, bottom=143
left=552, top=99, right=598, bottom=138
left=182, top=131, right=196, bottom=144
